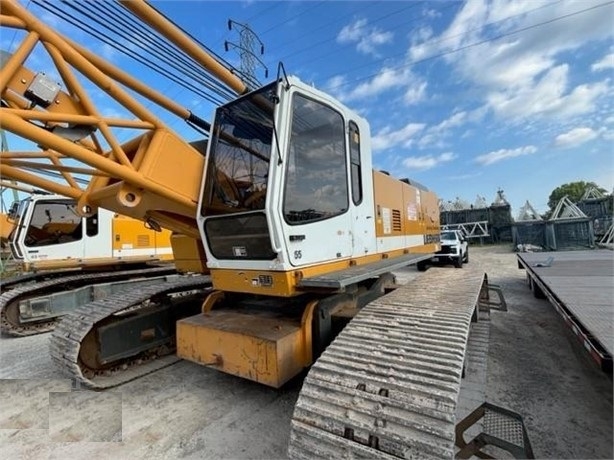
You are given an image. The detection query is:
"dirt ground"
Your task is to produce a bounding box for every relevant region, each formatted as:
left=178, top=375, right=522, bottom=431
left=0, top=245, right=612, bottom=459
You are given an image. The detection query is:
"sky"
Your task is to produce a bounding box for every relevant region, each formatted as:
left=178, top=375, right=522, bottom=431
left=2, top=0, right=614, bottom=217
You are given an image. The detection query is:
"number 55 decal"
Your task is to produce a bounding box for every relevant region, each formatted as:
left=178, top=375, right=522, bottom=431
left=293, top=250, right=302, bottom=259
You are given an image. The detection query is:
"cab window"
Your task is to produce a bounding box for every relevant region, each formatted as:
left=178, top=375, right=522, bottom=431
left=24, top=200, right=82, bottom=247
left=283, top=94, right=348, bottom=224
left=349, top=121, right=362, bottom=205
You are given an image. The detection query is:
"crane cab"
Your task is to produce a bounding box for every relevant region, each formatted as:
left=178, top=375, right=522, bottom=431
left=7, top=195, right=173, bottom=271
left=196, top=76, right=439, bottom=297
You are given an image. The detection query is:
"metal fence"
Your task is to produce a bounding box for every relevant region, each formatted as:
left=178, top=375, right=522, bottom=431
left=440, top=204, right=513, bottom=243
left=512, top=222, right=547, bottom=249
left=546, top=219, right=595, bottom=250
left=577, top=196, right=613, bottom=238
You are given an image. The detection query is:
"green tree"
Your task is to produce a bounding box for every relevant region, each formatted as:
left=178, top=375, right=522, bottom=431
left=546, top=181, right=607, bottom=215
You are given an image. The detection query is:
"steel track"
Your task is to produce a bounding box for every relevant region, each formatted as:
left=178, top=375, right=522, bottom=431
left=0, top=268, right=81, bottom=291
left=49, top=275, right=212, bottom=389
left=0, top=265, right=177, bottom=336
left=288, top=267, right=486, bottom=459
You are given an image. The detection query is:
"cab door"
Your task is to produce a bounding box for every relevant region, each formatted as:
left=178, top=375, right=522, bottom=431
left=16, top=198, right=85, bottom=264
left=279, top=91, right=352, bottom=267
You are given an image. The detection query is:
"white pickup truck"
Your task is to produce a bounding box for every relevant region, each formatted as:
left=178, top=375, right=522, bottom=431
left=418, top=229, right=468, bottom=270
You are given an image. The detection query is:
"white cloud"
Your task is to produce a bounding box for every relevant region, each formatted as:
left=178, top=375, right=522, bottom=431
left=328, top=67, right=427, bottom=105
left=592, top=53, right=614, bottom=72
left=418, top=110, right=472, bottom=148
left=411, top=25, right=433, bottom=45
left=475, top=145, right=537, bottom=165
left=404, top=81, right=427, bottom=104
left=352, top=67, right=407, bottom=99
left=408, top=0, right=614, bottom=123
left=325, top=75, right=347, bottom=97
left=417, top=132, right=438, bottom=149
left=338, top=18, right=367, bottom=42
left=403, top=152, right=457, bottom=170
left=557, top=80, right=611, bottom=117
left=358, top=30, right=393, bottom=56
left=422, top=7, right=442, bottom=20
left=554, top=127, right=598, bottom=148
left=435, top=111, right=467, bottom=131
left=372, top=123, right=425, bottom=151
left=486, top=65, right=609, bottom=119
left=337, top=18, right=393, bottom=57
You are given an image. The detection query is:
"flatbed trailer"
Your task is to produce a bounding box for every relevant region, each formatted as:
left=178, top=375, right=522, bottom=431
left=517, top=250, right=613, bottom=372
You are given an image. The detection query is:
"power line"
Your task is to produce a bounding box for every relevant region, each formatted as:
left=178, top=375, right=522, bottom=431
left=143, top=0, right=236, bottom=72
left=243, top=2, right=281, bottom=24
left=258, top=1, right=326, bottom=36
left=325, top=1, right=610, bottom=92
left=35, top=0, right=236, bottom=106
left=282, top=0, right=555, bottom=78
left=25, top=0, right=611, bottom=110
left=276, top=1, right=457, bottom=66
left=263, top=0, right=379, bottom=55
left=29, top=0, right=242, bottom=143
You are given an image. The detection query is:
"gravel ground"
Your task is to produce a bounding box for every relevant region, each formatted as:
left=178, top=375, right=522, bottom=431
left=475, top=245, right=613, bottom=459
left=0, top=244, right=611, bottom=459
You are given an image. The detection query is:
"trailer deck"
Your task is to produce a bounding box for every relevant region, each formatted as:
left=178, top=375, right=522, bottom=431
left=517, top=250, right=613, bottom=371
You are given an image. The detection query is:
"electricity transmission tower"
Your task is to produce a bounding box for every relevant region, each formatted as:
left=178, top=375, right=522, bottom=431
left=225, top=20, right=268, bottom=88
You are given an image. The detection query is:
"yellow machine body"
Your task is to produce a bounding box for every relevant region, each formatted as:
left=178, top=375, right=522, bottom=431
left=177, top=309, right=311, bottom=387
left=0, top=212, right=16, bottom=243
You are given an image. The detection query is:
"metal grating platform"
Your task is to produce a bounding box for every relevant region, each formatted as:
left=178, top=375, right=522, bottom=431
left=483, top=407, right=525, bottom=446
left=455, top=402, right=534, bottom=459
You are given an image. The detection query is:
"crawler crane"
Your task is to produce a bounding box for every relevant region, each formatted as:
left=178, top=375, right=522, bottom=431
left=0, top=1, right=492, bottom=457
left=0, top=192, right=177, bottom=336
left=0, top=146, right=174, bottom=338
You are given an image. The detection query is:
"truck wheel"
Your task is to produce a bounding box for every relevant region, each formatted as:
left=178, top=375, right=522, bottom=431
left=455, top=254, right=463, bottom=268
left=417, top=260, right=428, bottom=272
left=465, top=250, right=469, bottom=263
